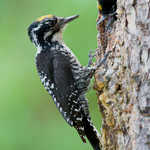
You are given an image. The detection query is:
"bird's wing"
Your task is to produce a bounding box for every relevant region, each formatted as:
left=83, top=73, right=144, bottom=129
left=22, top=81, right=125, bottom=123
left=51, top=53, right=81, bottom=126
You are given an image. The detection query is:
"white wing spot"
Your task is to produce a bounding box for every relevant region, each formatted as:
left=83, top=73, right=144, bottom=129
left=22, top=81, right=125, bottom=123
left=70, top=121, right=73, bottom=126
left=45, top=81, right=49, bottom=87
left=76, top=117, right=82, bottom=121
left=67, top=118, right=70, bottom=122
left=57, top=103, right=60, bottom=108
left=78, top=127, right=84, bottom=131
left=60, top=107, right=62, bottom=112
left=74, top=108, right=79, bottom=112
left=50, top=84, right=54, bottom=89
left=41, top=76, right=47, bottom=83
left=48, top=90, right=52, bottom=94
left=53, top=97, right=56, bottom=103
left=73, top=101, right=78, bottom=104
left=63, top=112, right=67, bottom=117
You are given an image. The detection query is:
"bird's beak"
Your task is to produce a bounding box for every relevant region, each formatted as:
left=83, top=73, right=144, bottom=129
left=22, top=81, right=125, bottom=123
left=58, top=15, right=79, bottom=27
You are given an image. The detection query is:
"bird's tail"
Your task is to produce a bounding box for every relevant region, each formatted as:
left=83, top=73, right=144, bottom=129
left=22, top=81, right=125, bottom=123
left=83, top=117, right=101, bottom=150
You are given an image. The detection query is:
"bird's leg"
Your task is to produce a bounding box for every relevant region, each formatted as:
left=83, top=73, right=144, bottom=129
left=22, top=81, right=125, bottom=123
left=77, top=51, right=110, bottom=94
left=88, top=50, right=96, bottom=67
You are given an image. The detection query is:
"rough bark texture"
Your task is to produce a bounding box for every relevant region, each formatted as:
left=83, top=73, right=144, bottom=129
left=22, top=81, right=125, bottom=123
left=94, top=0, right=150, bottom=150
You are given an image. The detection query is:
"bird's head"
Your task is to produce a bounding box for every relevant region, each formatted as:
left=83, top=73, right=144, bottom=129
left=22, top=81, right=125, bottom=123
left=28, top=14, right=79, bottom=46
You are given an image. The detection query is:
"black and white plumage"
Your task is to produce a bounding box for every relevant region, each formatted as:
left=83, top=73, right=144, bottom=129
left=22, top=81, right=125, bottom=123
left=97, top=0, right=117, bottom=26
left=28, top=14, right=101, bottom=150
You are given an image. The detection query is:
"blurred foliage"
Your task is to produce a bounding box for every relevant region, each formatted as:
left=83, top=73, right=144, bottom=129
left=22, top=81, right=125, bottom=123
left=0, top=0, right=101, bottom=150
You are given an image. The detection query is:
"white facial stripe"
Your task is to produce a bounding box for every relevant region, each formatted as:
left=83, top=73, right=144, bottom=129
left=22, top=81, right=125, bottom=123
left=31, top=24, right=42, bottom=46
left=44, top=31, right=53, bottom=40
left=51, top=32, right=63, bottom=43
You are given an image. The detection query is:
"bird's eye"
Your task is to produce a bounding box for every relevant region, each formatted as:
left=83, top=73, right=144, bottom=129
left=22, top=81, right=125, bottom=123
left=44, top=18, right=57, bottom=27
left=51, top=18, right=57, bottom=26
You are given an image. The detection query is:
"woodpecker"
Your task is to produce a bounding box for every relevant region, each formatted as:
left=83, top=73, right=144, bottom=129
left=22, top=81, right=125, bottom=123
left=28, top=14, right=109, bottom=150
left=97, top=0, right=117, bottom=26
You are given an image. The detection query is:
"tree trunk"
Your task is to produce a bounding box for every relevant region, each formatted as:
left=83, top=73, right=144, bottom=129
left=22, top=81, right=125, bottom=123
left=95, top=0, right=150, bottom=150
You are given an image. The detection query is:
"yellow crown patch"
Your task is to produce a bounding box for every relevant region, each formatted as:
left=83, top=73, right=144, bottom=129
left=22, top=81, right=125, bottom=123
left=37, top=15, right=53, bottom=22
left=98, top=4, right=102, bottom=11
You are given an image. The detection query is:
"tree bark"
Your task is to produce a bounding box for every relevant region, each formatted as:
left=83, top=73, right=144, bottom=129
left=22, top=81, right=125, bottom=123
left=95, top=0, right=150, bottom=150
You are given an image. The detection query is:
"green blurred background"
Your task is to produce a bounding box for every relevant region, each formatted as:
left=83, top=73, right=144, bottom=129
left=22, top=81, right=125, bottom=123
left=0, top=0, right=101, bottom=150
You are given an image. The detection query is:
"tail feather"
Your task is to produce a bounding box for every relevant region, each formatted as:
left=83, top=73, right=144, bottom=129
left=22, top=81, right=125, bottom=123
left=75, top=126, right=87, bottom=143
left=83, top=117, right=101, bottom=150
